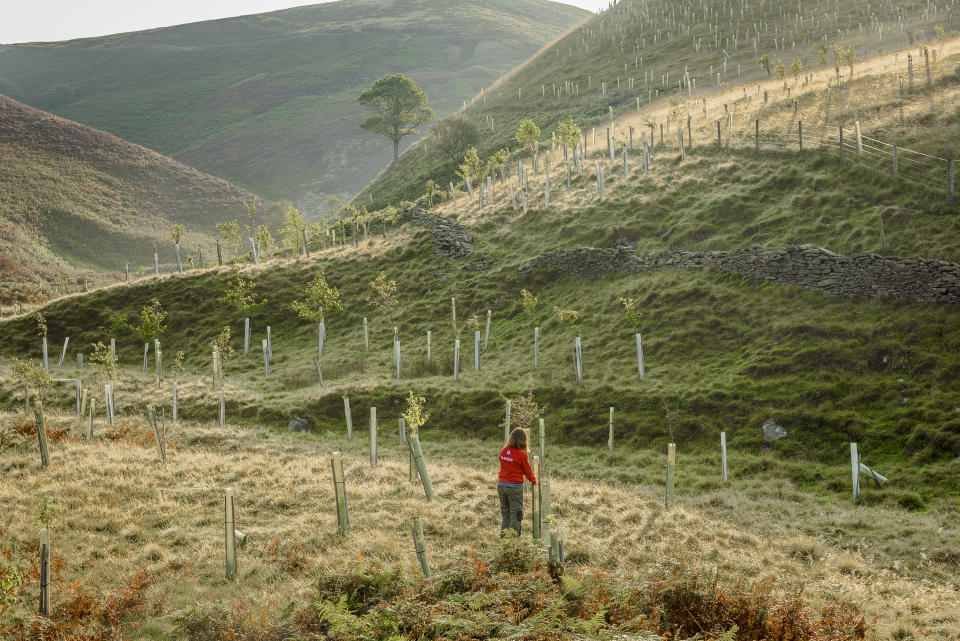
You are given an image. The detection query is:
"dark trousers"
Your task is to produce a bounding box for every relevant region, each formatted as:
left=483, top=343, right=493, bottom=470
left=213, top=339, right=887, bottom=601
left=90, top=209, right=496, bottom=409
left=498, top=483, right=524, bottom=535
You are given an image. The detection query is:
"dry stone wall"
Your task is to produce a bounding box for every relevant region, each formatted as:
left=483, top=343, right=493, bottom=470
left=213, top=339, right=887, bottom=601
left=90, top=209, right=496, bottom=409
left=400, top=208, right=472, bottom=259
left=519, top=245, right=960, bottom=304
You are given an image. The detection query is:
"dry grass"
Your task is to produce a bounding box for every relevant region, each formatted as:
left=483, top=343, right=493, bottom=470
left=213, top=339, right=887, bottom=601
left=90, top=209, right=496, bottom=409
left=1, top=410, right=957, bottom=639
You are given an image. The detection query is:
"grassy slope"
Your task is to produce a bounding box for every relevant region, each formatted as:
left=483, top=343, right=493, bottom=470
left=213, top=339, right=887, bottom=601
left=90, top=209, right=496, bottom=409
left=0, top=0, right=587, bottom=211
left=356, top=0, right=959, bottom=208
left=0, top=95, right=260, bottom=285
left=0, top=416, right=956, bottom=639
left=2, top=144, right=959, bottom=483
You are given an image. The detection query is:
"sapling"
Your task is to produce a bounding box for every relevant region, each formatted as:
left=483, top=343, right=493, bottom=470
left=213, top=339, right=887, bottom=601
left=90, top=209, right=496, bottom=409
left=520, top=289, right=541, bottom=369
left=553, top=306, right=582, bottom=381
left=171, top=350, right=185, bottom=381
left=34, top=312, right=48, bottom=371
left=620, top=297, right=645, bottom=379
left=515, top=119, right=541, bottom=157
left=293, top=271, right=343, bottom=363
left=211, top=326, right=233, bottom=388
left=403, top=391, right=433, bottom=500
left=279, top=204, right=306, bottom=253
left=12, top=357, right=51, bottom=414
left=218, top=266, right=266, bottom=354
left=171, top=224, right=185, bottom=273
left=216, top=221, right=243, bottom=263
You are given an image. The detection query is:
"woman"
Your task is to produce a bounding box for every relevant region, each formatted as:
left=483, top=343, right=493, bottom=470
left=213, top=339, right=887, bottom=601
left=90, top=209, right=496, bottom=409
left=498, top=427, right=537, bottom=536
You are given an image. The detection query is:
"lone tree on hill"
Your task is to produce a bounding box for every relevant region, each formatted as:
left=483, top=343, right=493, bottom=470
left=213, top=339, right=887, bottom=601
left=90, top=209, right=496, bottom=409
left=359, top=73, right=435, bottom=163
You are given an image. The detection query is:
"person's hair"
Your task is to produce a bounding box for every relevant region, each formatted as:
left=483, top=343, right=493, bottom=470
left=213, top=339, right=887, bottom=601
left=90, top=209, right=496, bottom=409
left=506, top=427, right=530, bottom=452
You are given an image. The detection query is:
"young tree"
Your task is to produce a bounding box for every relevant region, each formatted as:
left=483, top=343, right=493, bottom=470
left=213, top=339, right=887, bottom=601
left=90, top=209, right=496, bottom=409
left=552, top=306, right=580, bottom=336
left=791, top=59, right=804, bottom=81
left=620, top=297, right=643, bottom=333
left=293, top=272, right=343, bottom=324
left=499, top=390, right=547, bottom=432
left=133, top=299, right=167, bottom=346
left=211, top=326, right=233, bottom=387
left=171, top=224, right=185, bottom=272
left=457, top=147, right=484, bottom=185
left=243, top=198, right=263, bottom=239
left=774, top=58, right=787, bottom=81
left=367, top=271, right=399, bottom=329
left=402, top=390, right=429, bottom=437
left=12, top=357, right=51, bottom=406
left=424, top=179, right=441, bottom=207
left=519, top=289, right=539, bottom=326
left=254, top=225, right=276, bottom=259
left=756, top=53, right=772, bottom=77
left=358, top=73, right=435, bottom=162
left=832, top=43, right=856, bottom=78
left=815, top=44, right=828, bottom=65
left=220, top=266, right=266, bottom=316
left=556, top=115, right=582, bottom=159
left=280, top=204, right=307, bottom=252
left=88, top=341, right=118, bottom=382
left=216, top=221, right=243, bottom=262
left=515, top=119, right=541, bottom=155
left=433, top=115, right=480, bottom=165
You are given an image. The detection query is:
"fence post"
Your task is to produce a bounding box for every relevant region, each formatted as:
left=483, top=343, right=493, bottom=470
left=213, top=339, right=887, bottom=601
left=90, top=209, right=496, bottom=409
left=755, top=119, right=760, bottom=152
left=332, top=452, right=349, bottom=535
left=39, top=528, right=50, bottom=616
left=426, top=330, right=432, bottom=367
left=218, top=388, right=225, bottom=426
left=948, top=159, right=955, bottom=206
left=369, top=407, right=378, bottom=468
left=262, top=339, right=269, bottom=377
left=540, top=480, right=553, bottom=554
left=665, top=443, right=676, bottom=508
left=721, top=432, right=728, bottom=481
left=363, top=318, right=369, bottom=354
left=453, top=339, right=460, bottom=380
left=224, top=488, right=237, bottom=579
left=474, top=330, right=481, bottom=371
left=399, top=417, right=406, bottom=443
left=798, top=121, right=803, bottom=151
left=839, top=127, right=844, bottom=162
left=717, top=121, right=721, bottom=148
left=892, top=146, right=899, bottom=181
left=412, top=517, right=431, bottom=577
left=855, top=121, right=863, bottom=156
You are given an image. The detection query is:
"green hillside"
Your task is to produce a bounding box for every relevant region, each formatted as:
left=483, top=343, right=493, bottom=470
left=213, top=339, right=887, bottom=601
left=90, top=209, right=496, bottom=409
left=0, top=0, right=587, bottom=214
left=0, top=95, right=258, bottom=290
left=357, top=0, right=960, bottom=208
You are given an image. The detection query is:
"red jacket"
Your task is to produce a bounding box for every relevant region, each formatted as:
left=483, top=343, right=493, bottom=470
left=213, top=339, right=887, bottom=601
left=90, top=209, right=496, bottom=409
left=499, top=446, right=537, bottom=484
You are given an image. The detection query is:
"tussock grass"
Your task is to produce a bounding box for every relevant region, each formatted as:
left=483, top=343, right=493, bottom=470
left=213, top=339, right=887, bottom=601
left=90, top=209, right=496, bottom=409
left=1, top=414, right=957, bottom=638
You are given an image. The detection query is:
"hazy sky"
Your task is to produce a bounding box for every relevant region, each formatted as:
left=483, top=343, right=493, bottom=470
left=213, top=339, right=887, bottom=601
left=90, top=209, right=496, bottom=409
left=0, top=0, right=608, bottom=44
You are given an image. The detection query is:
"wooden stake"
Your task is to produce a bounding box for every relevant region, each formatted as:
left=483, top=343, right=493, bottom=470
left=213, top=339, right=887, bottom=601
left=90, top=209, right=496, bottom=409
left=665, top=443, right=676, bottom=508
left=172, top=383, right=178, bottom=422
left=262, top=339, right=269, bottom=377
left=332, top=452, right=349, bottom=535
left=534, top=327, right=539, bottom=369
left=39, top=528, right=50, bottom=616
left=541, top=480, right=553, bottom=552
left=636, top=333, right=645, bottom=379
left=412, top=517, right=431, bottom=577
left=219, top=388, right=225, bottom=426
left=369, top=407, right=378, bottom=468
left=531, top=455, right=541, bottom=540
left=399, top=417, right=407, bottom=444
left=224, top=488, right=237, bottom=578
left=426, top=330, right=432, bottom=367
left=474, top=331, right=480, bottom=371
left=453, top=339, right=460, bottom=381
left=539, top=418, right=546, bottom=477
left=363, top=318, right=369, bottom=354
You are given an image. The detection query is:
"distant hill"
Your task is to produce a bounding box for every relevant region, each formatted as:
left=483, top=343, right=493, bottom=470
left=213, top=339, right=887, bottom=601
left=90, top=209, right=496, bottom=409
left=356, top=0, right=956, bottom=207
left=0, top=94, right=257, bottom=287
left=0, top=0, right=588, bottom=215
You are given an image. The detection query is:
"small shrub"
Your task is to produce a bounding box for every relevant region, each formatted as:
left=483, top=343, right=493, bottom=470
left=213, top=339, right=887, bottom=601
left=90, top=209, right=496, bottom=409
left=488, top=530, right=544, bottom=575
left=314, top=563, right=405, bottom=614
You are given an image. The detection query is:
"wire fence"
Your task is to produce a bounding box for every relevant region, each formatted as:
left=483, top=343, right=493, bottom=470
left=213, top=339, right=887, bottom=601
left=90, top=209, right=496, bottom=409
left=638, top=118, right=957, bottom=204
